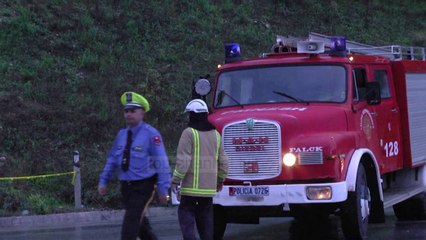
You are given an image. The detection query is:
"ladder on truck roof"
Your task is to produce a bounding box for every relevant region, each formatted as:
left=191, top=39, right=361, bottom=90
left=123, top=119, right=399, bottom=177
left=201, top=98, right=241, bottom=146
left=280, top=32, right=426, bottom=61
left=309, top=32, right=426, bottom=61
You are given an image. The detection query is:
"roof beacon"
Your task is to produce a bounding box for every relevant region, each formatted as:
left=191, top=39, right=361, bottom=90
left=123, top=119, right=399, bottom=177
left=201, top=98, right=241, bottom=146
left=330, top=36, right=347, bottom=56
left=225, top=43, right=241, bottom=63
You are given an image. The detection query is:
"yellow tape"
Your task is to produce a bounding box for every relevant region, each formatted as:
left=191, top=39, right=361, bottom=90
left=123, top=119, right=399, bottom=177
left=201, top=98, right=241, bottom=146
left=0, top=171, right=76, bottom=181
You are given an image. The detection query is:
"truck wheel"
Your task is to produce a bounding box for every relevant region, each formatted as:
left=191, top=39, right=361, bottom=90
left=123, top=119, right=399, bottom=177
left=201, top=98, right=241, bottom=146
left=341, top=163, right=370, bottom=240
left=393, top=192, right=426, bottom=221
left=213, top=205, right=227, bottom=240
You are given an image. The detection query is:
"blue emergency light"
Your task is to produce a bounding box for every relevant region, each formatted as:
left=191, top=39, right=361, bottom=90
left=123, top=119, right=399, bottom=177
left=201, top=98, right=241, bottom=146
left=225, top=43, right=241, bottom=63
left=330, top=36, right=346, bottom=51
left=329, top=36, right=347, bottom=56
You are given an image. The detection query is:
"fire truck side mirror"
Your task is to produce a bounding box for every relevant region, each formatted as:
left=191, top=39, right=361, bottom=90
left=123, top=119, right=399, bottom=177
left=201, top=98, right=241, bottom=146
left=366, top=81, right=381, bottom=105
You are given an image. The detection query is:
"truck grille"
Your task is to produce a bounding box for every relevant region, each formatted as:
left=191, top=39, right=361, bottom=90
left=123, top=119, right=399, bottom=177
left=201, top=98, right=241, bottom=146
left=298, top=152, right=323, bottom=165
left=223, top=119, right=281, bottom=180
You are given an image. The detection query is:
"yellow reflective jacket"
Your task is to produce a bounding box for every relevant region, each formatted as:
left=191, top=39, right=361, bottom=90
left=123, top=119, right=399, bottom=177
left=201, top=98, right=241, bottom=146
left=172, top=127, right=228, bottom=197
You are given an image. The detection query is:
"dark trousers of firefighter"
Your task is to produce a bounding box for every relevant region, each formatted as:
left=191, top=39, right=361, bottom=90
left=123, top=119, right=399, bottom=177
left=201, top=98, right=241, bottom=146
left=178, top=195, right=213, bottom=240
left=120, top=177, right=157, bottom=240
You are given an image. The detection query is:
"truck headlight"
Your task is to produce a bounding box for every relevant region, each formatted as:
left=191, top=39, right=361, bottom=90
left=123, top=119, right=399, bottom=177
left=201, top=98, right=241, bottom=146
left=306, top=186, right=332, bottom=200
left=283, top=153, right=297, bottom=167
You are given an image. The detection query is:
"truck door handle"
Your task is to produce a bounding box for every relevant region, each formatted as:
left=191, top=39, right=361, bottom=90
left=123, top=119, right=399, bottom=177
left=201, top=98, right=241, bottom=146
left=391, top=108, right=398, bottom=113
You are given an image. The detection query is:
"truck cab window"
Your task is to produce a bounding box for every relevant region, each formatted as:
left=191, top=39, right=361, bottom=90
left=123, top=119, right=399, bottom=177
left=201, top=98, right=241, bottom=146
left=214, top=65, right=347, bottom=107
left=353, top=68, right=367, bottom=101
left=374, top=70, right=391, bottom=98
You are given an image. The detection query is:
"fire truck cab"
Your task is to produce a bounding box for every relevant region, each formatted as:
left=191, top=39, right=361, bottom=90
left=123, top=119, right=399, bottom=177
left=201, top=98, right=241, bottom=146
left=187, top=33, right=426, bottom=239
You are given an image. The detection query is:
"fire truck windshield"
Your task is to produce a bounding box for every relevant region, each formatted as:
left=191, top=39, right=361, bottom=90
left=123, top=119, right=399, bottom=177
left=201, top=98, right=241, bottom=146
left=214, top=65, right=347, bottom=108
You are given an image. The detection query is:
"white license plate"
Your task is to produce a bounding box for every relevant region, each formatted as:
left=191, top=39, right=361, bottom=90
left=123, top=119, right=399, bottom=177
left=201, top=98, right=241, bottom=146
left=229, top=186, right=269, bottom=196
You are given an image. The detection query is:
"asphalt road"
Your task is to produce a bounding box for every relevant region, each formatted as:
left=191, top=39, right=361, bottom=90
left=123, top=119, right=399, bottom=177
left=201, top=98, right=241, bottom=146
left=0, top=207, right=425, bottom=240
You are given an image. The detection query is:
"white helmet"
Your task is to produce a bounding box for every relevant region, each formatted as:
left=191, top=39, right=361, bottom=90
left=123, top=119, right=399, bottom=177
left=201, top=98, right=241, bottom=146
left=185, top=99, right=209, bottom=113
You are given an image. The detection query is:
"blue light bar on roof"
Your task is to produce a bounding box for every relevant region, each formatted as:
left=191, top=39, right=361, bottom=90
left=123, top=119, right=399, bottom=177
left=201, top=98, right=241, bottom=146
left=224, top=43, right=241, bottom=63
left=330, top=36, right=346, bottom=51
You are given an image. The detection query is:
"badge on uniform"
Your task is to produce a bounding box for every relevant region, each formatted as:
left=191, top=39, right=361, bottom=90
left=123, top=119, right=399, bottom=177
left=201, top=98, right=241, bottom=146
left=153, top=136, right=162, bottom=145
left=132, top=146, right=143, bottom=152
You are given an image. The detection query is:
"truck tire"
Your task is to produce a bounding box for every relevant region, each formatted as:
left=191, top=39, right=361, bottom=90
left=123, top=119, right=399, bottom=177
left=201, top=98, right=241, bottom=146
left=213, top=205, right=227, bottom=240
left=341, top=163, right=370, bottom=240
left=393, top=192, right=426, bottom=221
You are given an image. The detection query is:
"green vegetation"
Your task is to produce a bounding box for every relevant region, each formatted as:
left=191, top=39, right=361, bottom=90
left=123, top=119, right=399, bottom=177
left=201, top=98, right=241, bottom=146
left=0, top=0, right=425, bottom=216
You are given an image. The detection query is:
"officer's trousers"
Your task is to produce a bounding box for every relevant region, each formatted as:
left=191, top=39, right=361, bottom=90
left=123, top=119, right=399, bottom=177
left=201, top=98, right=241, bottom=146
left=120, top=175, right=157, bottom=240
left=178, top=195, right=213, bottom=240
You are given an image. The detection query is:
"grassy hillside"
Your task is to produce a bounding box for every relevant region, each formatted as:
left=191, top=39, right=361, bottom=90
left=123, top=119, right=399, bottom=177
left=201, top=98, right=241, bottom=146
left=0, top=0, right=425, bottom=215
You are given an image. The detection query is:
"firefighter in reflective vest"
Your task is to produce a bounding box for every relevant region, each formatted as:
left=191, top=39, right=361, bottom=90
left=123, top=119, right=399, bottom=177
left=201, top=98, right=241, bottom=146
left=171, top=99, right=228, bottom=240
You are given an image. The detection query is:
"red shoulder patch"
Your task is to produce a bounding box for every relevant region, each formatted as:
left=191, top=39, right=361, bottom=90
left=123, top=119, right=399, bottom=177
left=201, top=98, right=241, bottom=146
left=153, top=135, right=162, bottom=145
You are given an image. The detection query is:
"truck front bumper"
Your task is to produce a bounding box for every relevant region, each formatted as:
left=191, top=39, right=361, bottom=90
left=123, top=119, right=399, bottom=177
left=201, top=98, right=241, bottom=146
left=213, top=181, right=348, bottom=206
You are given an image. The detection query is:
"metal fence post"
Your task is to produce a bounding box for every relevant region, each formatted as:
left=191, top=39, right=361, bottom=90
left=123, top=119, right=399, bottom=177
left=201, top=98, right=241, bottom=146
left=73, top=150, right=82, bottom=209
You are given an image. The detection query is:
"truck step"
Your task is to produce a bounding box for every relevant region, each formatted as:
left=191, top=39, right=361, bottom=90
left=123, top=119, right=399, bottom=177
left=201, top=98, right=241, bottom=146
left=383, top=185, right=425, bottom=209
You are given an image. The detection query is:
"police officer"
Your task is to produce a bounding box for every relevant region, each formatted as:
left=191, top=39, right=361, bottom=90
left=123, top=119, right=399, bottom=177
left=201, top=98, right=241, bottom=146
left=171, top=99, right=228, bottom=240
left=98, top=92, right=171, bottom=240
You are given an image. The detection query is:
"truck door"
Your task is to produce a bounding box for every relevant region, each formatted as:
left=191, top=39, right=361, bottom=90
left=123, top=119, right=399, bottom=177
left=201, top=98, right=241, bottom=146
left=368, top=66, right=402, bottom=172
left=352, top=67, right=380, bottom=153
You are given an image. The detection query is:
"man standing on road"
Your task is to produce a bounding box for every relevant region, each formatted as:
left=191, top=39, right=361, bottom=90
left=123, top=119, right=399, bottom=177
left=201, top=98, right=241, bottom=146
left=171, top=99, right=228, bottom=240
left=98, top=91, right=171, bottom=240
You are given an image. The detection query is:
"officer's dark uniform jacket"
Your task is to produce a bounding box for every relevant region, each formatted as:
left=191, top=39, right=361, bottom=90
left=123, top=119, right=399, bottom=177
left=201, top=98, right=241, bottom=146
left=99, top=121, right=171, bottom=196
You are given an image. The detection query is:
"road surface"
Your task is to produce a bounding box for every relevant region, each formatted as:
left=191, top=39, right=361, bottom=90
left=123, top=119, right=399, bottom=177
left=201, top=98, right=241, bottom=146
left=0, top=207, right=425, bottom=240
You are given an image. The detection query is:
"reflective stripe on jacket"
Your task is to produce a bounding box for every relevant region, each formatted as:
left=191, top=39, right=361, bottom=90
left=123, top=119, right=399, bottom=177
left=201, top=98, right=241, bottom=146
left=172, top=127, right=228, bottom=197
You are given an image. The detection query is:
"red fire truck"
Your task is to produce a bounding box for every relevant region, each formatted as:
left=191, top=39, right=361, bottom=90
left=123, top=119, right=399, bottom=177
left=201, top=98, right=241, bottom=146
left=190, top=32, right=426, bottom=239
